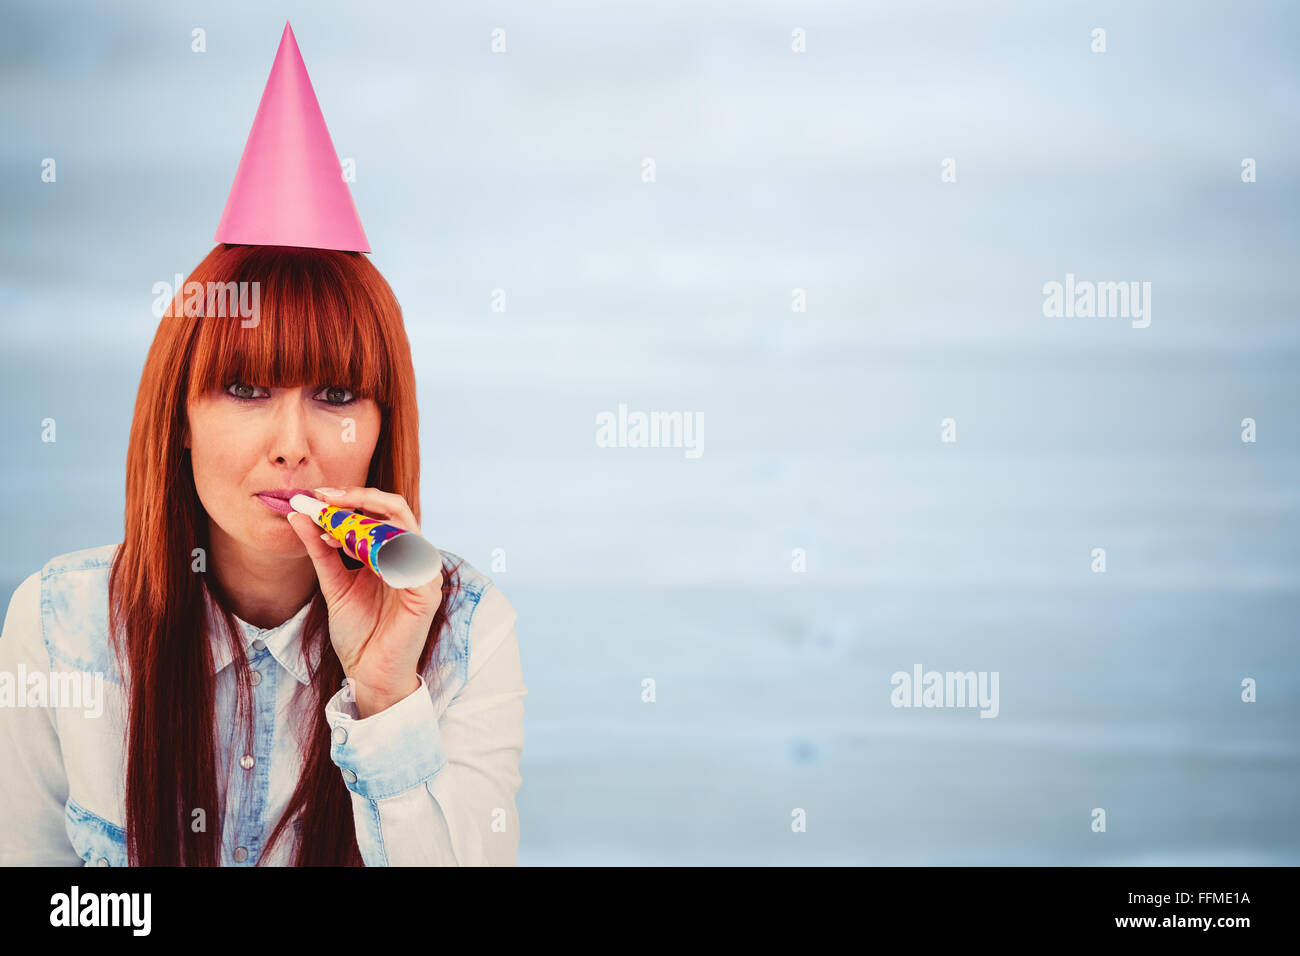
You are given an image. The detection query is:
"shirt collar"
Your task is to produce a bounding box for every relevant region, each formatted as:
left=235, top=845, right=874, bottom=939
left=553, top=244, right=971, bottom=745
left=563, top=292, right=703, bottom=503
left=203, top=583, right=320, bottom=686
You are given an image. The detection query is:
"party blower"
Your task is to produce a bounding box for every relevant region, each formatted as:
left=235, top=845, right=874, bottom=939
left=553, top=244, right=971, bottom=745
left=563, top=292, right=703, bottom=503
left=289, top=495, right=443, bottom=589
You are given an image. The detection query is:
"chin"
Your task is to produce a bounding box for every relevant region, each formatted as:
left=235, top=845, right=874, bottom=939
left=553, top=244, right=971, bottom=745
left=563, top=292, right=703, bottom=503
left=255, top=520, right=310, bottom=556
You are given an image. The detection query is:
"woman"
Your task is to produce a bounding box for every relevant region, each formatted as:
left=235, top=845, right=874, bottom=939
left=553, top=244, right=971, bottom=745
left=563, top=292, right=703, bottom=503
left=0, top=243, right=526, bottom=867
left=0, top=24, right=526, bottom=867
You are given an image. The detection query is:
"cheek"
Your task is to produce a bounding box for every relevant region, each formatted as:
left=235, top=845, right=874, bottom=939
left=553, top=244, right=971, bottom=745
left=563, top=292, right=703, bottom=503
left=315, top=415, right=380, bottom=480
left=190, top=441, right=244, bottom=495
left=188, top=415, right=253, bottom=493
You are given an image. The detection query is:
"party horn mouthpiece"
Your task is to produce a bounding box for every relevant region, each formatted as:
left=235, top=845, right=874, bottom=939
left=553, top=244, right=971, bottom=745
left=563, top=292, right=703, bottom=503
left=289, top=495, right=442, bottom=589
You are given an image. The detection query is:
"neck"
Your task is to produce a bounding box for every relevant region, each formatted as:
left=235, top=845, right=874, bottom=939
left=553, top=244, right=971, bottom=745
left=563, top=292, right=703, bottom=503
left=208, top=522, right=317, bottom=629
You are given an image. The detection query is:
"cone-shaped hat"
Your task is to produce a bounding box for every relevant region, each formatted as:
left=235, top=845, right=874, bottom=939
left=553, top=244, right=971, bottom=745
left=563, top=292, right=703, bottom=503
left=214, top=22, right=370, bottom=252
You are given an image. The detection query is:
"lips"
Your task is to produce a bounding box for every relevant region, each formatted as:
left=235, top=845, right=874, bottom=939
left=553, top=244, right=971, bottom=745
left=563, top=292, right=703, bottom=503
left=255, top=488, right=315, bottom=516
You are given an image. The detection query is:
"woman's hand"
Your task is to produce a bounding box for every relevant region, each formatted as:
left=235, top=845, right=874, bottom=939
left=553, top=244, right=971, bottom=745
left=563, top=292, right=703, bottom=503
left=285, top=486, right=443, bottom=718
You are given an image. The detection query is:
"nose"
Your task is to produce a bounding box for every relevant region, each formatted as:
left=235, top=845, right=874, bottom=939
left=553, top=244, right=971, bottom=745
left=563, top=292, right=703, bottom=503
left=267, top=392, right=310, bottom=466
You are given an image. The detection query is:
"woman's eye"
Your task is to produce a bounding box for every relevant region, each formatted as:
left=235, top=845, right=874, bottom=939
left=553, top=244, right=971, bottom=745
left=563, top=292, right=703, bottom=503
left=226, top=383, right=267, bottom=401
left=316, top=385, right=356, bottom=406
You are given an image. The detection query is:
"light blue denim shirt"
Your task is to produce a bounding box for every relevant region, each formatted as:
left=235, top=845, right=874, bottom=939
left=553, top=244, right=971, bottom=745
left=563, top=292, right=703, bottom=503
left=0, top=543, right=526, bottom=866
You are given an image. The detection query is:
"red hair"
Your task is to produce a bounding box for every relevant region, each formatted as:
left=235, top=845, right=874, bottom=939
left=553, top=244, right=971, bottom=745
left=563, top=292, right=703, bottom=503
left=108, top=243, right=458, bottom=865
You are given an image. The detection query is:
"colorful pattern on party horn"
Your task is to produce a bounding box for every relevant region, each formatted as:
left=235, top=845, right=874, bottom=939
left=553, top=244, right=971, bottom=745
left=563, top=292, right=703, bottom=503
left=288, top=495, right=442, bottom=589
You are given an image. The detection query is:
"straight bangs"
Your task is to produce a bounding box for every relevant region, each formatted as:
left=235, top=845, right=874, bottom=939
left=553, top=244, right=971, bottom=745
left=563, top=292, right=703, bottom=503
left=179, top=245, right=397, bottom=410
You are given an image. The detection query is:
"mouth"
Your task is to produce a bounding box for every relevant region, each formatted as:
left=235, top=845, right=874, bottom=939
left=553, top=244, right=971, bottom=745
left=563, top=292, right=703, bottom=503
left=254, top=488, right=315, bottom=517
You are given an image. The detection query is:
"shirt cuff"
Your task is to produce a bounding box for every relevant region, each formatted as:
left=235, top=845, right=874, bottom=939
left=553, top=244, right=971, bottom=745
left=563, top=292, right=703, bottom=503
left=325, top=673, right=448, bottom=801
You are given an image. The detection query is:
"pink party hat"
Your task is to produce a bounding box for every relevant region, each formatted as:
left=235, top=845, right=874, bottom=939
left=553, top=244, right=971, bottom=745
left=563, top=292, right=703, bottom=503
left=214, top=21, right=370, bottom=252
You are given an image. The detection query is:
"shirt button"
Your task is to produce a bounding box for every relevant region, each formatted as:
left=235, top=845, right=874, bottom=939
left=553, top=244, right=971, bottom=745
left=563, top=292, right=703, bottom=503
left=240, top=754, right=255, bottom=770
left=96, top=858, right=109, bottom=867
left=233, top=846, right=248, bottom=863
left=332, top=726, right=347, bottom=745
left=250, top=670, right=262, bottom=686
left=252, top=638, right=267, bottom=652
left=342, top=768, right=357, bottom=784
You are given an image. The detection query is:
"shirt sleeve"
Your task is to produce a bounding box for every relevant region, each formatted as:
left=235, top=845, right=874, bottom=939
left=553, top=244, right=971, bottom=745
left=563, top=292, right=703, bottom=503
left=0, top=571, right=82, bottom=866
left=323, top=582, right=526, bottom=866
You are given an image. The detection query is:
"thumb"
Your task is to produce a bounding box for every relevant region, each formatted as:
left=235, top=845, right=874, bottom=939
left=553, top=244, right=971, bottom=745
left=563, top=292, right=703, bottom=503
left=286, top=511, right=352, bottom=602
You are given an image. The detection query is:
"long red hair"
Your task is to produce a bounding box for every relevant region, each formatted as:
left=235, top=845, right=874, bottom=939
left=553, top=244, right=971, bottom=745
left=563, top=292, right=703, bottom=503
left=108, top=243, right=457, bottom=865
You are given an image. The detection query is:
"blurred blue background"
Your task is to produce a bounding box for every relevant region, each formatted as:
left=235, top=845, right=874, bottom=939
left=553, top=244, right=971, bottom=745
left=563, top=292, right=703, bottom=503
left=2, top=0, right=1298, bottom=864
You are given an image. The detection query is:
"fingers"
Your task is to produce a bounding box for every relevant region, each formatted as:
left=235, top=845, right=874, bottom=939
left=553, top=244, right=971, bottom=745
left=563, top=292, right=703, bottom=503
left=286, top=511, right=331, bottom=563
left=286, top=511, right=352, bottom=600
left=313, top=486, right=420, bottom=534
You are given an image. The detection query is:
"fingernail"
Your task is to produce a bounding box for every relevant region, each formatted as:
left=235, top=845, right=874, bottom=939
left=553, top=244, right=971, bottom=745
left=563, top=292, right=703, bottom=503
left=314, top=487, right=346, bottom=496
left=320, top=533, right=330, bottom=541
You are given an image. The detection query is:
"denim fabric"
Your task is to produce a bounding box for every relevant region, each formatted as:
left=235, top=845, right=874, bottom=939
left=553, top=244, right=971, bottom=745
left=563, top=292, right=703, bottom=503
left=0, top=541, right=524, bottom=866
